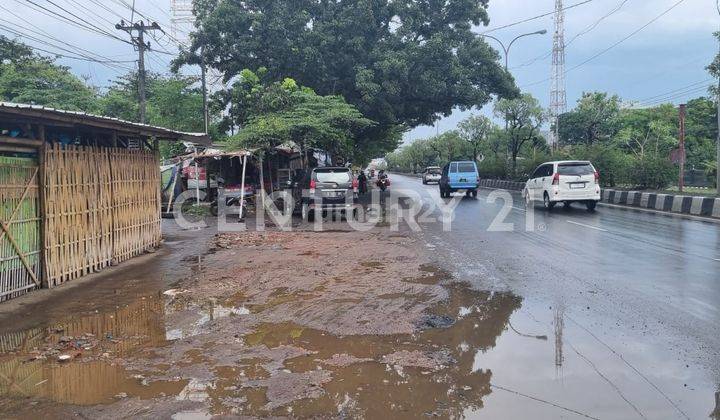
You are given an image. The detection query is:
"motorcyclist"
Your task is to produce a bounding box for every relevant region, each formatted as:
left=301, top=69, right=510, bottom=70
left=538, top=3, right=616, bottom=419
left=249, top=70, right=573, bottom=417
left=376, top=170, right=390, bottom=191
left=357, top=170, right=368, bottom=194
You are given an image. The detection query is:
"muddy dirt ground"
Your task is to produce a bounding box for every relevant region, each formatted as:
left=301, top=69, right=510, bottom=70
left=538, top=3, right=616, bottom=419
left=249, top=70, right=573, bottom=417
left=0, top=220, right=523, bottom=419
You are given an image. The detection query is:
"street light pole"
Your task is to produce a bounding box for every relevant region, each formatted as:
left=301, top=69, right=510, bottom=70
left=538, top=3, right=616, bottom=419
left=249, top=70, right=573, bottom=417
left=480, top=30, right=548, bottom=70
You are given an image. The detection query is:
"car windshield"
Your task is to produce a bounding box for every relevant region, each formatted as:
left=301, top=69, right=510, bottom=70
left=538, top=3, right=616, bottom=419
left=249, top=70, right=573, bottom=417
left=558, top=163, right=594, bottom=176
left=456, top=163, right=476, bottom=173
left=314, top=169, right=351, bottom=183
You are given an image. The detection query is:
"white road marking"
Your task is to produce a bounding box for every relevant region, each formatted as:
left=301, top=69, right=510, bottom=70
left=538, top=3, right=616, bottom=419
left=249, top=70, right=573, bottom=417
left=714, top=258, right=720, bottom=262
left=566, top=220, right=608, bottom=232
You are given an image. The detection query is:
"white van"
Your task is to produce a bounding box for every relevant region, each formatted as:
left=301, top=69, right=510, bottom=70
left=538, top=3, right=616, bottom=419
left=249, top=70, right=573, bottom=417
left=524, top=161, right=601, bottom=210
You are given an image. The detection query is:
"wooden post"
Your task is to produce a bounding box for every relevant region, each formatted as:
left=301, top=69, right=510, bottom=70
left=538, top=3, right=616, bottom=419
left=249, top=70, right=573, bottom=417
left=239, top=154, right=248, bottom=221
left=678, top=104, right=686, bottom=193
left=258, top=151, right=266, bottom=214
left=37, top=125, right=48, bottom=288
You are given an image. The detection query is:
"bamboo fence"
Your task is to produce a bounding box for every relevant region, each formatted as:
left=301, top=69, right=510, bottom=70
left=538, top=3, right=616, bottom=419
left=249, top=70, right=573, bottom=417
left=42, top=145, right=161, bottom=288
left=0, top=156, right=40, bottom=302
left=110, top=148, right=162, bottom=264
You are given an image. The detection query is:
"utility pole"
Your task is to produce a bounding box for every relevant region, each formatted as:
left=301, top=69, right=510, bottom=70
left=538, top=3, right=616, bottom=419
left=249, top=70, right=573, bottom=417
left=116, top=20, right=162, bottom=124
left=200, top=46, right=209, bottom=134
left=678, top=104, right=686, bottom=193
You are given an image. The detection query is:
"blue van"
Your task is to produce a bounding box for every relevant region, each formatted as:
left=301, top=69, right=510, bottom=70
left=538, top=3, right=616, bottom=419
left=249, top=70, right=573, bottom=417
left=439, top=161, right=479, bottom=198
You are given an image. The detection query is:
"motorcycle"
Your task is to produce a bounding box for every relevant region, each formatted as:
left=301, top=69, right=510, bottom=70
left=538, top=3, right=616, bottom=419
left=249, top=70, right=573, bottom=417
left=376, top=176, right=390, bottom=191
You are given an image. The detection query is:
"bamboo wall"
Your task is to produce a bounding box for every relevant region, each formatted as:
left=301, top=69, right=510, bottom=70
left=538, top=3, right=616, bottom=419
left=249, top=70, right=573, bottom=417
left=43, top=144, right=161, bottom=288
left=0, top=156, right=40, bottom=301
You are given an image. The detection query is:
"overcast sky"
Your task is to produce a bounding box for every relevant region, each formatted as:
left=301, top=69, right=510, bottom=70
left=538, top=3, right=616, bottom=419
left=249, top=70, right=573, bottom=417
left=1, top=0, right=718, bottom=142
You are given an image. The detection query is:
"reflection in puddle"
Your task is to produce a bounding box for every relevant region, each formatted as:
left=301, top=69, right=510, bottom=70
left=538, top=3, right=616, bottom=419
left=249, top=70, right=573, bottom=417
left=0, top=359, right=187, bottom=405
left=1, top=275, right=715, bottom=418
left=0, top=281, right=523, bottom=416
left=0, top=291, right=251, bottom=407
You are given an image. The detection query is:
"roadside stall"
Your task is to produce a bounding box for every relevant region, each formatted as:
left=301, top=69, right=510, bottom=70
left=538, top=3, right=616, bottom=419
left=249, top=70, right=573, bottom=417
left=0, top=102, right=208, bottom=302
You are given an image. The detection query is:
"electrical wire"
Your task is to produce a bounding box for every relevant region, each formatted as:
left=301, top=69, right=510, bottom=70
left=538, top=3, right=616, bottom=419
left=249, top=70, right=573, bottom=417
left=0, top=27, right=132, bottom=72
left=637, top=79, right=713, bottom=103
left=0, top=17, right=135, bottom=67
left=522, top=0, right=688, bottom=88
left=62, top=0, right=118, bottom=28
left=108, top=0, right=190, bottom=49
left=481, top=0, right=594, bottom=34
left=639, top=84, right=712, bottom=107
left=15, top=0, right=133, bottom=46
left=36, top=0, right=130, bottom=43
left=513, top=0, right=632, bottom=70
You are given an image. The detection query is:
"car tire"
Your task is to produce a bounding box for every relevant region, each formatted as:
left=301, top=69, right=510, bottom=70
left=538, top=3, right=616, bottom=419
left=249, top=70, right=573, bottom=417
left=563, top=201, right=572, bottom=209
left=423, top=179, right=427, bottom=185
left=543, top=193, right=555, bottom=210
left=471, top=190, right=478, bottom=198
left=586, top=201, right=597, bottom=211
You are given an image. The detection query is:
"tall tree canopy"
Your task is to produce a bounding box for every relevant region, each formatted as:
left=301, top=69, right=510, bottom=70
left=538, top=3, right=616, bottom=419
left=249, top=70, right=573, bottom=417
left=226, top=70, right=374, bottom=162
left=494, top=93, right=544, bottom=175
left=176, top=0, right=517, bottom=156
left=558, top=92, right=621, bottom=146
left=0, top=36, right=97, bottom=111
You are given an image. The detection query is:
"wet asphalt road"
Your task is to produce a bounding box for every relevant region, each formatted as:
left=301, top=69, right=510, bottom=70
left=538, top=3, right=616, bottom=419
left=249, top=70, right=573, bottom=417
left=389, top=174, right=720, bottom=419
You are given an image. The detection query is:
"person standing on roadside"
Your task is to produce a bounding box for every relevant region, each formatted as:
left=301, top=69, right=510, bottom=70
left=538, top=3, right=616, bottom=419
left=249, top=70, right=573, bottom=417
left=358, top=170, right=368, bottom=194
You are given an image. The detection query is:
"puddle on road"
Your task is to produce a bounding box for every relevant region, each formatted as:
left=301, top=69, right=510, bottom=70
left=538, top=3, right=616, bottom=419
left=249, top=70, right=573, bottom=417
left=0, top=266, right=718, bottom=419
left=0, top=290, right=251, bottom=408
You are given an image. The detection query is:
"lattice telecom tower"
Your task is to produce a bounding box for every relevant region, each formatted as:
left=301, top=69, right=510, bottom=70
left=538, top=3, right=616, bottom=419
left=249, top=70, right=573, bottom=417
left=550, top=0, right=567, bottom=150
left=170, top=0, right=194, bottom=42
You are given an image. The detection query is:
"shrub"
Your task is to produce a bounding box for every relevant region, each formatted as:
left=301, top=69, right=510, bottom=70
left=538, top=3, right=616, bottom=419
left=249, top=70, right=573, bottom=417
left=704, top=161, right=717, bottom=188
left=626, top=154, right=676, bottom=190
left=477, top=156, right=507, bottom=179
left=515, top=154, right=553, bottom=181
left=568, top=144, right=630, bottom=187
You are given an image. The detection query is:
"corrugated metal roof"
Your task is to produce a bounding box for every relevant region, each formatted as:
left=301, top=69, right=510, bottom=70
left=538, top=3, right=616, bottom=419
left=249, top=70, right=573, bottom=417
left=0, top=102, right=210, bottom=144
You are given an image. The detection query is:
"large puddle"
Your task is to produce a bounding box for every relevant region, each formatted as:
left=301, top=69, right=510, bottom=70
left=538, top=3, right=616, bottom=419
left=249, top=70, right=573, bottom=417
left=0, top=267, right=718, bottom=418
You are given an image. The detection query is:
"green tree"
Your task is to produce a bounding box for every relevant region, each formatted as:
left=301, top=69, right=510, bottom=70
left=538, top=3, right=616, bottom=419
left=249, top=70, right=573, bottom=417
left=685, top=97, right=717, bottom=169
left=226, top=76, right=373, bottom=164
left=458, top=115, right=494, bottom=163
left=558, top=92, right=621, bottom=145
left=0, top=35, right=34, bottom=63
left=494, top=93, right=544, bottom=176
left=177, top=0, right=517, bottom=156
left=0, top=36, right=97, bottom=111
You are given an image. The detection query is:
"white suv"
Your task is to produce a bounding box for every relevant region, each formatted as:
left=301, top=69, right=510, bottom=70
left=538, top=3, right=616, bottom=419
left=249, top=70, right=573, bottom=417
left=422, top=166, right=442, bottom=184
left=524, top=161, right=601, bottom=211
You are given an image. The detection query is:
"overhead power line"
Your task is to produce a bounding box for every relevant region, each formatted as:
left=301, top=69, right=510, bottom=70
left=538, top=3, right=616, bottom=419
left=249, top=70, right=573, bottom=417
left=109, top=0, right=190, bottom=46
left=514, top=0, right=631, bottom=69
left=481, top=0, right=594, bottom=34
left=16, top=0, right=133, bottom=46
left=0, top=19, right=134, bottom=68
left=0, top=27, right=133, bottom=72
left=522, top=0, right=688, bottom=88
left=638, top=83, right=713, bottom=107
left=637, top=79, right=713, bottom=103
